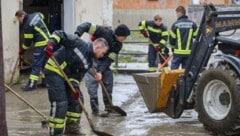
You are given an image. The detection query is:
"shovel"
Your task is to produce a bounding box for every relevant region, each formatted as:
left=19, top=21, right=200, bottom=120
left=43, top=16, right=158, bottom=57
left=51, top=57, right=112, bottom=136
left=157, top=54, right=173, bottom=72
left=92, top=68, right=127, bottom=116
left=4, top=84, right=48, bottom=128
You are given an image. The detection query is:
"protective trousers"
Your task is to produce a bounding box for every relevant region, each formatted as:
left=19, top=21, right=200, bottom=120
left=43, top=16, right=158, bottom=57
left=171, top=56, right=189, bottom=70
left=45, top=70, right=83, bottom=136
left=148, top=44, right=165, bottom=70
left=29, top=46, right=46, bottom=81
left=85, top=69, right=113, bottom=113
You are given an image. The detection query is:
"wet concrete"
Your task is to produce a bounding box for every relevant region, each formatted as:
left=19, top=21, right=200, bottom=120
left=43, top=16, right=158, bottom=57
left=6, top=74, right=211, bottom=136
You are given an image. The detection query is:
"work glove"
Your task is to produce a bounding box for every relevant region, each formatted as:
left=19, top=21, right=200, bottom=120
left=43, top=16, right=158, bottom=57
left=18, top=48, right=25, bottom=56
left=71, top=86, right=81, bottom=100
left=44, top=43, right=54, bottom=57
left=155, top=45, right=162, bottom=52
left=142, top=30, right=148, bottom=38
left=90, top=35, right=97, bottom=42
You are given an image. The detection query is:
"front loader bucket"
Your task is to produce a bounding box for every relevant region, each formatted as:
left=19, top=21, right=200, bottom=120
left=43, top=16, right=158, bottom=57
left=133, top=70, right=184, bottom=113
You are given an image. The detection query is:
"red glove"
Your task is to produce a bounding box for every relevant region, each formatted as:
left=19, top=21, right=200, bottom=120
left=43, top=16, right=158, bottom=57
left=19, top=48, right=25, bottom=56
left=45, top=43, right=54, bottom=57
left=155, top=45, right=162, bottom=52
left=71, top=86, right=81, bottom=100
left=90, top=35, right=96, bottom=41
left=142, top=31, right=148, bottom=38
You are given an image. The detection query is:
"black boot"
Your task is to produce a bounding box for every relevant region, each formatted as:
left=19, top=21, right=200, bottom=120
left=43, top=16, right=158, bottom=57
left=64, top=120, right=85, bottom=135
left=21, top=80, right=37, bottom=91
left=38, top=78, right=46, bottom=88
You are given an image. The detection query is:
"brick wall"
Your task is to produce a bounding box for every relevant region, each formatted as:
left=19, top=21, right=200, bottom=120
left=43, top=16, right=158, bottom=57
left=113, top=0, right=189, bottom=9
left=113, top=0, right=232, bottom=10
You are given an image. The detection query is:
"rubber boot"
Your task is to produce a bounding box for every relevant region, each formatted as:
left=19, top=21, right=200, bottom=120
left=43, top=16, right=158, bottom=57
left=64, top=120, right=85, bottom=135
left=38, top=78, right=46, bottom=88
left=21, top=79, right=37, bottom=91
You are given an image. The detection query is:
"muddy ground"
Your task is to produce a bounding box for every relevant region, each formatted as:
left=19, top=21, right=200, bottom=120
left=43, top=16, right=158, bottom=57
left=5, top=73, right=211, bottom=136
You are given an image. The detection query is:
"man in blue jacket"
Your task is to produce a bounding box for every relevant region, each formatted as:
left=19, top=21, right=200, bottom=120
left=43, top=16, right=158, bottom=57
left=75, top=23, right=130, bottom=116
left=44, top=30, right=108, bottom=135
left=169, top=6, right=198, bottom=69
left=15, top=10, right=51, bottom=91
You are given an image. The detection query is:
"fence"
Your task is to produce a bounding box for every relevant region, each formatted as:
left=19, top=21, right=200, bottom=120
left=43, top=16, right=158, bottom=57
left=114, top=30, right=148, bottom=67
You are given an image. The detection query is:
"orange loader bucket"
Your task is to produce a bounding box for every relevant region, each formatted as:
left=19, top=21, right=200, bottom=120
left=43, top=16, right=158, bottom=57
left=133, top=69, right=184, bottom=113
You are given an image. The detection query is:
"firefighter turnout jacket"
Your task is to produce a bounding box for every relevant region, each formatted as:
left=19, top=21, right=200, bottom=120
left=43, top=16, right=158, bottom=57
left=21, top=12, right=50, bottom=50
left=44, top=30, right=94, bottom=87
left=169, top=15, right=198, bottom=56
left=138, top=20, right=168, bottom=48
left=75, top=22, right=122, bottom=73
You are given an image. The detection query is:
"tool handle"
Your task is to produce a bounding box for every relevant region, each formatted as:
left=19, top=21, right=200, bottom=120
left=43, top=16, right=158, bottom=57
left=91, top=68, right=113, bottom=105
left=50, top=57, right=95, bottom=129
left=4, top=84, right=47, bottom=120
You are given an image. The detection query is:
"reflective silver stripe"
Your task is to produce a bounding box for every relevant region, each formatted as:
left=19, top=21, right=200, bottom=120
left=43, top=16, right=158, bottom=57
left=30, top=14, right=41, bottom=26
left=73, top=48, right=88, bottom=69
left=50, top=101, right=57, bottom=135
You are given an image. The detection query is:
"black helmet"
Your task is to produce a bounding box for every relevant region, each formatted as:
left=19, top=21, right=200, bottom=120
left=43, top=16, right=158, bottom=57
left=114, top=24, right=130, bottom=36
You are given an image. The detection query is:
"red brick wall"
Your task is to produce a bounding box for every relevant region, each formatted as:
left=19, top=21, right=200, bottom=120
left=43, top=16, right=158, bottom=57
left=113, top=0, right=232, bottom=10
left=113, top=0, right=189, bottom=9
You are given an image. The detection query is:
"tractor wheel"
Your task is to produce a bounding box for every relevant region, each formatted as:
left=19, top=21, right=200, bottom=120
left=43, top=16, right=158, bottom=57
left=195, top=62, right=240, bottom=135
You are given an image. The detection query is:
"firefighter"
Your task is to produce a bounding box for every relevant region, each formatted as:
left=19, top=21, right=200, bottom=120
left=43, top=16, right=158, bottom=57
left=44, top=30, right=108, bottom=136
left=138, top=15, right=169, bottom=72
left=15, top=10, right=50, bottom=91
left=75, top=23, right=130, bottom=116
left=169, top=6, right=198, bottom=69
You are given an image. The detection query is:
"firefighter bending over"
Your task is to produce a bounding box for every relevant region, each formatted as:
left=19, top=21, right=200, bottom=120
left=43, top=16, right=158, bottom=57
left=44, top=30, right=108, bottom=136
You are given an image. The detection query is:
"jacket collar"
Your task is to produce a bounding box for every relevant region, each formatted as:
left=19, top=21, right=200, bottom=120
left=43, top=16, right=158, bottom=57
left=178, top=15, right=188, bottom=20
left=23, top=14, right=29, bottom=25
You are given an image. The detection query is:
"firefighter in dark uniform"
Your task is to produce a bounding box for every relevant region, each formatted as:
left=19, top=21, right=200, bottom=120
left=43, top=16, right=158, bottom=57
left=75, top=22, right=130, bottom=115
left=44, top=30, right=108, bottom=136
left=138, top=15, right=169, bottom=72
left=15, top=10, right=51, bottom=91
left=169, top=6, right=198, bottom=70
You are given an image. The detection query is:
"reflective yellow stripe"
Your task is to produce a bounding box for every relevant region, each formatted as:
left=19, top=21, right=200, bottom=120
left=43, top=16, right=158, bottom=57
left=22, top=44, right=29, bottom=50
left=174, top=49, right=191, bottom=54
left=169, top=45, right=175, bottom=48
left=40, top=18, right=51, bottom=37
left=161, top=31, right=168, bottom=36
left=34, top=26, right=49, bottom=46
left=24, top=34, right=33, bottom=39
left=139, top=20, right=146, bottom=30
left=35, top=41, right=47, bottom=47
left=163, top=66, right=170, bottom=72
left=29, top=74, right=39, bottom=80
left=45, top=59, right=67, bottom=77
left=170, top=30, right=176, bottom=39
left=51, top=35, right=61, bottom=43
left=49, top=117, right=65, bottom=124
left=88, top=24, right=96, bottom=34
left=148, top=67, right=156, bottom=72
left=69, top=78, right=80, bottom=85
left=176, top=29, right=181, bottom=50
left=147, top=26, right=162, bottom=33
left=66, top=111, right=81, bottom=118
left=49, top=122, right=64, bottom=129
left=109, top=52, right=116, bottom=60
left=40, top=13, right=44, bottom=19
left=193, top=28, right=199, bottom=37
left=48, top=59, right=67, bottom=69
left=45, top=64, right=63, bottom=77
left=66, top=118, right=79, bottom=122
left=160, top=39, right=167, bottom=45
left=186, top=29, right=193, bottom=51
